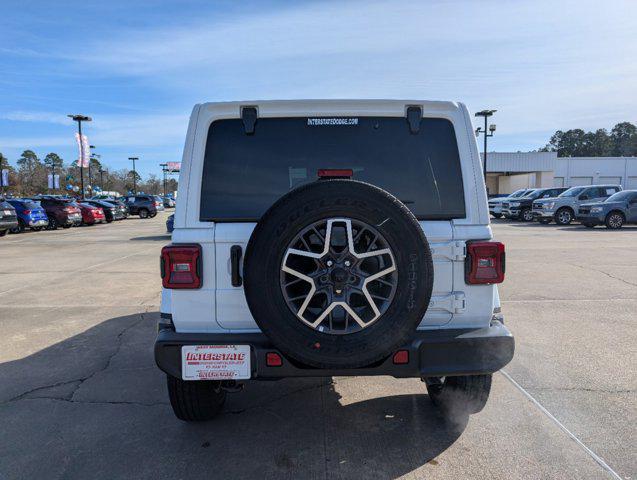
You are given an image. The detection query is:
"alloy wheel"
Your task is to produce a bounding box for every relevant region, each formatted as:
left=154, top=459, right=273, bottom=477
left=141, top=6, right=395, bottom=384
left=280, top=218, right=398, bottom=335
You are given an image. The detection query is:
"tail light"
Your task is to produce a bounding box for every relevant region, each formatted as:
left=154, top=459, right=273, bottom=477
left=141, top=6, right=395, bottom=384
left=318, top=168, right=353, bottom=179
left=160, top=244, right=202, bottom=289
left=465, top=241, right=505, bottom=284
left=23, top=209, right=31, bottom=215
left=63, top=207, right=74, bottom=213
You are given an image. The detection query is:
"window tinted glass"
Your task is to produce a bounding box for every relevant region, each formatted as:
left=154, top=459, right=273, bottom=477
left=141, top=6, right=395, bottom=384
left=200, top=117, right=466, bottom=221
left=605, top=191, right=633, bottom=202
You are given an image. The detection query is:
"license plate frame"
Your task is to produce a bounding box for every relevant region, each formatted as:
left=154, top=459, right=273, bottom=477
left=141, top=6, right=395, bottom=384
left=181, top=345, right=251, bottom=381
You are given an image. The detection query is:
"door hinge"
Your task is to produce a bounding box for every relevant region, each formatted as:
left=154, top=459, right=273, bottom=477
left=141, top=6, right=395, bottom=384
left=428, top=292, right=466, bottom=314
left=429, top=241, right=466, bottom=261
left=241, top=106, right=258, bottom=135
left=406, top=105, right=422, bottom=134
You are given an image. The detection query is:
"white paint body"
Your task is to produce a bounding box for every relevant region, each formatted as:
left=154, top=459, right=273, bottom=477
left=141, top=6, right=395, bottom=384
left=162, top=100, right=497, bottom=333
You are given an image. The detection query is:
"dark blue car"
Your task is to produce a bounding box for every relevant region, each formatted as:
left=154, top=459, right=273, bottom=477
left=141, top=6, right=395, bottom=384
left=7, top=199, right=49, bottom=232
left=577, top=190, right=637, bottom=229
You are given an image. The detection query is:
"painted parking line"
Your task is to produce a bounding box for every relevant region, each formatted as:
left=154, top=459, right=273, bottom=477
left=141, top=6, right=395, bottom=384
left=501, top=370, right=622, bottom=480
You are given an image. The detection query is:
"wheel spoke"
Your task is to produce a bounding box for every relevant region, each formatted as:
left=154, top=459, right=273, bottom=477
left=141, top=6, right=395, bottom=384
left=281, top=218, right=397, bottom=334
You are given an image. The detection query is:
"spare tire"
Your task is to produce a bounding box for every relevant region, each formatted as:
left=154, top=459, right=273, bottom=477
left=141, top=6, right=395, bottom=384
left=243, top=179, right=433, bottom=369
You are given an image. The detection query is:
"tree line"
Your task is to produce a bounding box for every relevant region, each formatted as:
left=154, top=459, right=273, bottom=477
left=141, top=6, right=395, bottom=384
left=540, top=121, right=637, bottom=157
left=0, top=150, right=177, bottom=197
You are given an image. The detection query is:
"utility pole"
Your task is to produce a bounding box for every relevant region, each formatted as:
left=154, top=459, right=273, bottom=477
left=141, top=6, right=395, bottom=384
left=68, top=114, right=92, bottom=198
left=0, top=154, right=4, bottom=196
left=129, top=157, right=139, bottom=194
left=474, top=110, right=497, bottom=195
left=99, top=168, right=104, bottom=191
left=159, top=163, right=168, bottom=197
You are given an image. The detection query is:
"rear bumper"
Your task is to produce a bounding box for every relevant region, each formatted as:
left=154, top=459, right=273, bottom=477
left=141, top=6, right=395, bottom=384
left=155, top=318, right=515, bottom=380
left=28, top=219, right=48, bottom=227
left=0, top=219, right=18, bottom=230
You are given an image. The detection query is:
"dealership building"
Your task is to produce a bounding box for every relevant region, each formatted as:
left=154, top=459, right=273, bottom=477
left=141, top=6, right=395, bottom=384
left=483, top=152, right=637, bottom=194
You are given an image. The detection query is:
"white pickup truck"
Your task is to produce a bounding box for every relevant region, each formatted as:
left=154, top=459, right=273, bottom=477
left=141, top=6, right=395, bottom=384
left=155, top=100, right=514, bottom=422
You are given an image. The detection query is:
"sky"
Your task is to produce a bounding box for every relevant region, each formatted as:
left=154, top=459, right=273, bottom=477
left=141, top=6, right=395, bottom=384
left=1, top=0, right=636, bottom=179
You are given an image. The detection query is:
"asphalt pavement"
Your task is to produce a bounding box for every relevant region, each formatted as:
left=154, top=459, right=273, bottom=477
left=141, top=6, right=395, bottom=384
left=0, top=214, right=634, bottom=479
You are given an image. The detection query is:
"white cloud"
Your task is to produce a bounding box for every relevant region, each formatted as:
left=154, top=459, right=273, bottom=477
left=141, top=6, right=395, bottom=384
left=1, top=111, right=72, bottom=125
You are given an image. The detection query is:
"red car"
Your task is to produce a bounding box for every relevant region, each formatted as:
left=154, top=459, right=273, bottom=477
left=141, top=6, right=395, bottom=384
left=77, top=202, right=106, bottom=225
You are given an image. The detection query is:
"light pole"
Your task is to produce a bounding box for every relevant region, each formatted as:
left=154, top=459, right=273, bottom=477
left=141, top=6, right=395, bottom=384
left=69, top=115, right=91, bottom=197
left=159, top=163, right=168, bottom=197
left=474, top=110, right=496, bottom=194
left=0, top=154, right=4, bottom=194
left=99, top=167, right=105, bottom=192
left=68, top=114, right=92, bottom=198
left=129, top=157, right=139, bottom=194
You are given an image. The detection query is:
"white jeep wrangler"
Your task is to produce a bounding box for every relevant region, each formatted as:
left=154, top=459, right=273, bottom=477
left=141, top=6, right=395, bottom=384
left=156, top=100, right=514, bottom=421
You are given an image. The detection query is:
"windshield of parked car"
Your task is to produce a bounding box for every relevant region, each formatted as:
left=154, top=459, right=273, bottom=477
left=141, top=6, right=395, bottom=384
left=200, top=116, right=466, bottom=221
left=559, top=187, right=586, bottom=197
left=509, top=189, right=527, bottom=198
left=605, top=191, right=634, bottom=202
left=19, top=200, right=42, bottom=210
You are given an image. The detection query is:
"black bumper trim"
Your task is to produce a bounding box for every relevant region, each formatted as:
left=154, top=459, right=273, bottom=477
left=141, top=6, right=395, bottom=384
left=155, top=321, right=514, bottom=380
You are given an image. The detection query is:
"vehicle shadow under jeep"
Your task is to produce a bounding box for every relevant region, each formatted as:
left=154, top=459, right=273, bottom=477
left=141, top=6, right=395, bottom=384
left=0, top=312, right=466, bottom=479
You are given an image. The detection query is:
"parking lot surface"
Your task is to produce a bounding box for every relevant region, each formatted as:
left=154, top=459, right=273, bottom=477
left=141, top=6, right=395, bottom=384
left=0, top=215, right=635, bottom=479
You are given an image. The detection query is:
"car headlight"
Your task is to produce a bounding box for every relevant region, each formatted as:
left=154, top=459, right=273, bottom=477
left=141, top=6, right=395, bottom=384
left=545, top=202, right=555, bottom=209
left=590, top=207, right=603, bottom=213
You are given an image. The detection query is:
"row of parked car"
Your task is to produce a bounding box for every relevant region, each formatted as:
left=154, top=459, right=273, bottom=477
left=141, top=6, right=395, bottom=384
left=489, top=185, right=637, bottom=229
left=0, top=194, right=174, bottom=236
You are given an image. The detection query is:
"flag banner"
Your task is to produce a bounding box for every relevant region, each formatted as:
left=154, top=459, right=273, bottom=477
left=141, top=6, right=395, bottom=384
left=167, top=162, right=181, bottom=172
left=75, top=133, right=90, bottom=167
left=1, top=169, right=8, bottom=186
left=48, top=174, right=60, bottom=189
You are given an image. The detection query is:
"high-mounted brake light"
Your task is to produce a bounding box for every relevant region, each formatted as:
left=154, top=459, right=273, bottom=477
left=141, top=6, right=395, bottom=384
left=465, top=241, right=505, bottom=284
left=318, top=169, right=353, bottom=179
left=160, top=244, right=202, bottom=289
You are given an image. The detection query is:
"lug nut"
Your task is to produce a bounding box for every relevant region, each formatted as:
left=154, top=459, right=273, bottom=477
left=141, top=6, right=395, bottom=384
left=344, top=260, right=351, bottom=267
left=327, top=260, right=333, bottom=267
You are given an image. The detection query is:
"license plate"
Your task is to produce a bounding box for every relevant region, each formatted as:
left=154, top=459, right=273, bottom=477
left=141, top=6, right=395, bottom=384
left=3, top=210, right=11, bottom=215
left=182, top=345, right=251, bottom=381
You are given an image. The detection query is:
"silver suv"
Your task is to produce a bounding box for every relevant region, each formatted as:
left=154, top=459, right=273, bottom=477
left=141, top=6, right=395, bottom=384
left=532, top=185, right=622, bottom=225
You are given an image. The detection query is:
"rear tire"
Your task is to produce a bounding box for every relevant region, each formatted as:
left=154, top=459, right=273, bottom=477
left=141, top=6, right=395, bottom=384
left=47, top=217, right=58, bottom=230
left=139, top=209, right=149, bottom=219
left=425, top=374, right=492, bottom=419
left=605, top=211, right=624, bottom=229
left=0, top=229, right=7, bottom=237
left=11, top=220, right=26, bottom=233
left=166, top=375, right=226, bottom=422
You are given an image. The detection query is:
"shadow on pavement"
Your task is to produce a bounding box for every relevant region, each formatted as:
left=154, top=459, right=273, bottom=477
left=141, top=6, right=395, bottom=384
left=0, top=312, right=466, bottom=479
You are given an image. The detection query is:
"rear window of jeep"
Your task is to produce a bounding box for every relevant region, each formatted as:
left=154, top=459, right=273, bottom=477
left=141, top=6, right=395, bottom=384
left=200, top=116, right=466, bottom=221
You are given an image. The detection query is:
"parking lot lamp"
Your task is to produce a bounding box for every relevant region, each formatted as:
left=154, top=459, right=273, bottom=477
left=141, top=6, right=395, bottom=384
left=474, top=109, right=497, bottom=194
left=129, top=157, right=139, bottom=194
left=159, top=163, right=168, bottom=197
left=68, top=114, right=92, bottom=198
